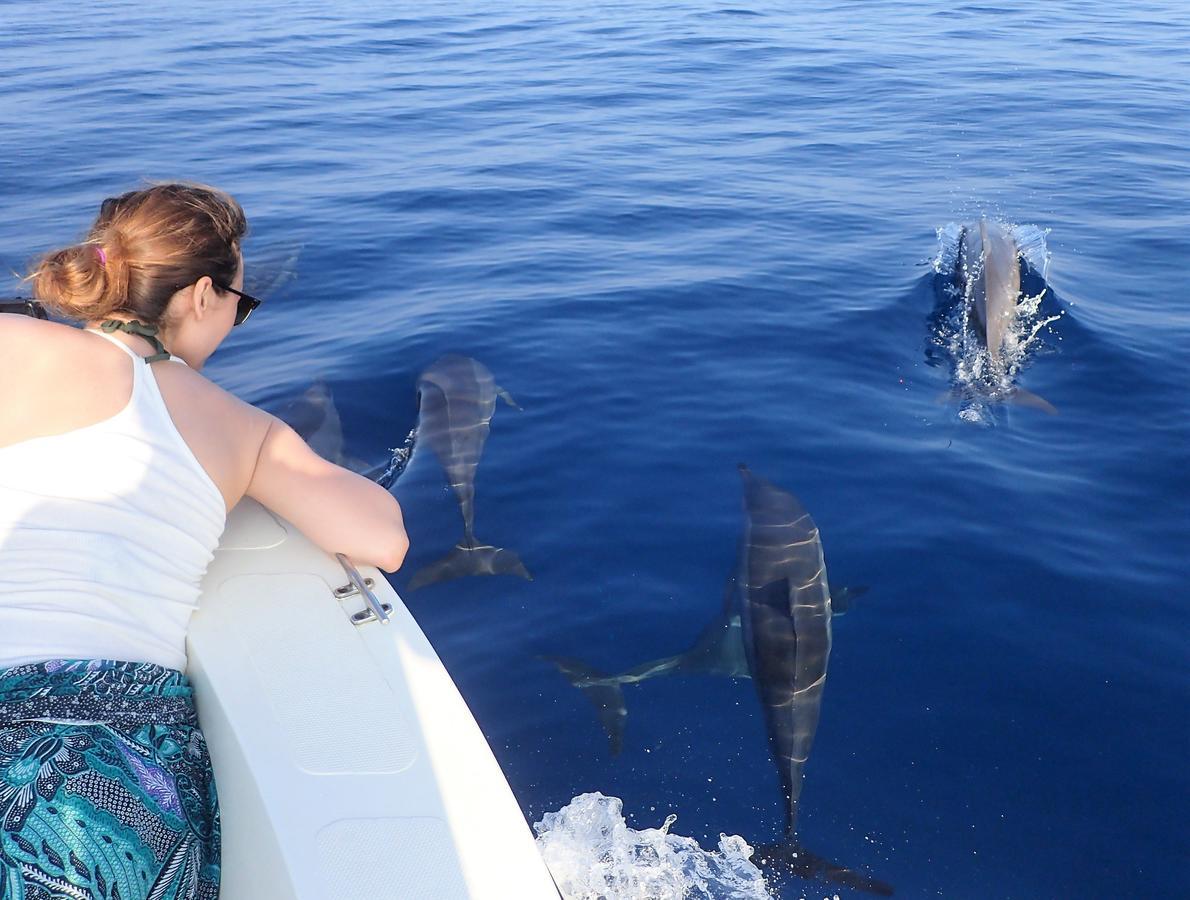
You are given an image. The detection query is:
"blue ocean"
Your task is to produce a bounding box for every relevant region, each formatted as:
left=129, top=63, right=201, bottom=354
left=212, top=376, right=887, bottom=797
left=2, top=2, right=1187, bottom=896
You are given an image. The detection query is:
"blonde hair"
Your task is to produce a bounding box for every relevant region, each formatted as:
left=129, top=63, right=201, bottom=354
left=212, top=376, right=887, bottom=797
left=28, top=183, right=247, bottom=323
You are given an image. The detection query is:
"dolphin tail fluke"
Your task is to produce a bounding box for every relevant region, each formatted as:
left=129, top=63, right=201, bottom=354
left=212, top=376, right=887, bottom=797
left=939, top=385, right=1057, bottom=415
left=755, top=841, right=894, bottom=897
left=1008, top=385, right=1058, bottom=415
left=407, top=541, right=532, bottom=591
left=542, top=656, right=627, bottom=757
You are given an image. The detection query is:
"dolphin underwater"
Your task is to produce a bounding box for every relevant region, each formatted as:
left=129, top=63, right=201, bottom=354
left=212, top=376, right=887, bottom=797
left=548, top=467, right=891, bottom=894
left=281, top=380, right=386, bottom=476
left=406, top=354, right=531, bottom=591
left=735, top=464, right=832, bottom=839
left=282, top=380, right=348, bottom=465
left=736, top=465, right=891, bottom=895
left=953, top=218, right=1056, bottom=413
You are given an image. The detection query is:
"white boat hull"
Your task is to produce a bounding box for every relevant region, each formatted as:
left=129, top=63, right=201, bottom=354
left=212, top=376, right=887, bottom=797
left=187, top=499, right=559, bottom=899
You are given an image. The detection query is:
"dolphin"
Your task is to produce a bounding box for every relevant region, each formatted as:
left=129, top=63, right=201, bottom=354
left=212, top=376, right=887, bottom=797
left=737, top=465, right=892, bottom=895
left=736, top=464, right=832, bottom=838
left=957, top=218, right=1019, bottom=371
left=282, top=380, right=347, bottom=465
left=280, top=380, right=384, bottom=477
left=954, top=219, right=1056, bottom=413
left=548, top=467, right=890, bottom=894
left=243, top=240, right=303, bottom=300
left=406, top=354, right=530, bottom=591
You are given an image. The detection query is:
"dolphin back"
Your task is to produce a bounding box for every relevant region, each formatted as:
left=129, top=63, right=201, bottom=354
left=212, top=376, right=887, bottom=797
left=738, top=466, right=833, bottom=837
left=957, top=219, right=1021, bottom=366
left=978, top=219, right=1021, bottom=365
left=415, top=355, right=501, bottom=540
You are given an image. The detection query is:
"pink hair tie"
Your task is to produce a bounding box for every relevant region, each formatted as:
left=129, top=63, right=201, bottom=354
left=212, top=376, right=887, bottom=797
left=95, top=246, right=107, bottom=266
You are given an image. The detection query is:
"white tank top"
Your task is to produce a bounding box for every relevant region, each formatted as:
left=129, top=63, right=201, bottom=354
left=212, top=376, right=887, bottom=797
left=0, top=330, right=226, bottom=671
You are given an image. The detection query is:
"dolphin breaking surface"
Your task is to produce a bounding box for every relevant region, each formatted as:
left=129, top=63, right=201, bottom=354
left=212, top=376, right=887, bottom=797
left=930, top=219, right=1062, bottom=422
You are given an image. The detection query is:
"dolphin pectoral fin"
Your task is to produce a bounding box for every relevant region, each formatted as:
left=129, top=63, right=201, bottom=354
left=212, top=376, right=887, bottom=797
left=406, top=541, right=532, bottom=591
left=830, top=584, right=869, bottom=616
left=542, top=656, right=627, bottom=757
left=1008, top=385, right=1058, bottom=415
left=754, top=841, right=894, bottom=897
left=495, top=385, right=522, bottom=411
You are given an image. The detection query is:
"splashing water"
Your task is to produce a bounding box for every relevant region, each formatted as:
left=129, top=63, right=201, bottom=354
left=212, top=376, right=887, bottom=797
left=375, top=425, right=418, bottom=489
left=534, top=793, right=774, bottom=900
left=930, top=221, right=1063, bottom=424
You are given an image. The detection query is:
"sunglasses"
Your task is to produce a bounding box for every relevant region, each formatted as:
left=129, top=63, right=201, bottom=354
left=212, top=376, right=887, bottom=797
left=215, top=282, right=262, bottom=326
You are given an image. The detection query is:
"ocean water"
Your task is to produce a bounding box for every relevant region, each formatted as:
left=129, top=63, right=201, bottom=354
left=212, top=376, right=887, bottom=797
left=2, top=1, right=1187, bottom=896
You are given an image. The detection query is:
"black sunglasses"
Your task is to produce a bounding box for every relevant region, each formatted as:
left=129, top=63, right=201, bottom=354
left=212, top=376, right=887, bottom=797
left=215, top=283, right=262, bottom=326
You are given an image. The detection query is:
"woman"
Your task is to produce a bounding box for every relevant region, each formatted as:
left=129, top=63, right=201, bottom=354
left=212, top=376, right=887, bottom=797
left=0, top=183, right=408, bottom=899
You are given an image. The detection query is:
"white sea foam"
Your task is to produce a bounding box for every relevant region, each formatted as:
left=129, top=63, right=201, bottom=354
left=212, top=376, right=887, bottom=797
left=375, top=425, right=418, bottom=488
left=534, top=793, right=774, bottom=900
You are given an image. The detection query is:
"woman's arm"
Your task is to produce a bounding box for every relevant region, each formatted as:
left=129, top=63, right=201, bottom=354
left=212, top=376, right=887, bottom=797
left=245, top=415, right=409, bottom=572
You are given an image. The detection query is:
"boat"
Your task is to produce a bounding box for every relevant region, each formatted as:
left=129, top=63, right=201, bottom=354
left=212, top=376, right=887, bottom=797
left=187, top=498, right=561, bottom=899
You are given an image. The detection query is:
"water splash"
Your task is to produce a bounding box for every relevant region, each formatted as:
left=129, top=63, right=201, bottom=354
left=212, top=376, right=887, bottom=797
left=375, top=426, right=418, bottom=489
left=534, top=793, right=773, bottom=900
left=929, top=221, right=1063, bottom=424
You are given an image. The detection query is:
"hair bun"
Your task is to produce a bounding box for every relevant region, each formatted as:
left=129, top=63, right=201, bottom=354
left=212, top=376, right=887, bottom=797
left=26, top=182, right=246, bottom=325
left=28, top=241, right=114, bottom=321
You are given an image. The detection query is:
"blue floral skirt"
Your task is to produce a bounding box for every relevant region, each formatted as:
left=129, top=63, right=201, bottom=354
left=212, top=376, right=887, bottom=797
left=0, top=660, right=219, bottom=900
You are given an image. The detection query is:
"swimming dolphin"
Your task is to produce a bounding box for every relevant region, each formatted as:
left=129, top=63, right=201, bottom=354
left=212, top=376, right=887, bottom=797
left=736, top=464, right=832, bottom=838
left=957, top=219, right=1018, bottom=371
left=737, top=465, right=892, bottom=895
left=281, top=380, right=384, bottom=476
left=243, top=240, right=303, bottom=300
left=282, top=380, right=347, bottom=464
left=406, top=354, right=530, bottom=591
left=548, top=467, right=890, bottom=894
left=954, top=219, right=1055, bottom=413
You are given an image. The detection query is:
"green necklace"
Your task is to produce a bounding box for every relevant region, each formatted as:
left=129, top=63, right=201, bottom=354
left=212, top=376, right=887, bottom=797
left=98, top=319, right=172, bottom=364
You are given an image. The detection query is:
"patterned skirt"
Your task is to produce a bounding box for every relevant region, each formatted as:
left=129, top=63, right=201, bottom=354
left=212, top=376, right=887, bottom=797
left=0, top=660, right=220, bottom=900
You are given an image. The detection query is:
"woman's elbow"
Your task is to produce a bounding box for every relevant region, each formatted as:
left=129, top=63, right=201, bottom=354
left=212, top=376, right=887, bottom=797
left=376, top=530, right=410, bottom=573
left=364, top=486, right=408, bottom=572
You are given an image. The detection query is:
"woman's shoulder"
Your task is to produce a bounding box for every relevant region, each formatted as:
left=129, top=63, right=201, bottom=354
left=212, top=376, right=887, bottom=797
left=0, top=314, right=268, bottom=441
left=149, top=350, right=274, bottom=509
left=153, top=352, right=271, bottom=437
left=0, top=313, right=77, bottom=343
left=0, top=316, right=89, bottom=377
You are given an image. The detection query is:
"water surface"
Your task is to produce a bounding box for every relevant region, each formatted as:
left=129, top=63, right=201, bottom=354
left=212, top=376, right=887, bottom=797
left=2, top=2, right=1187, bottom=896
